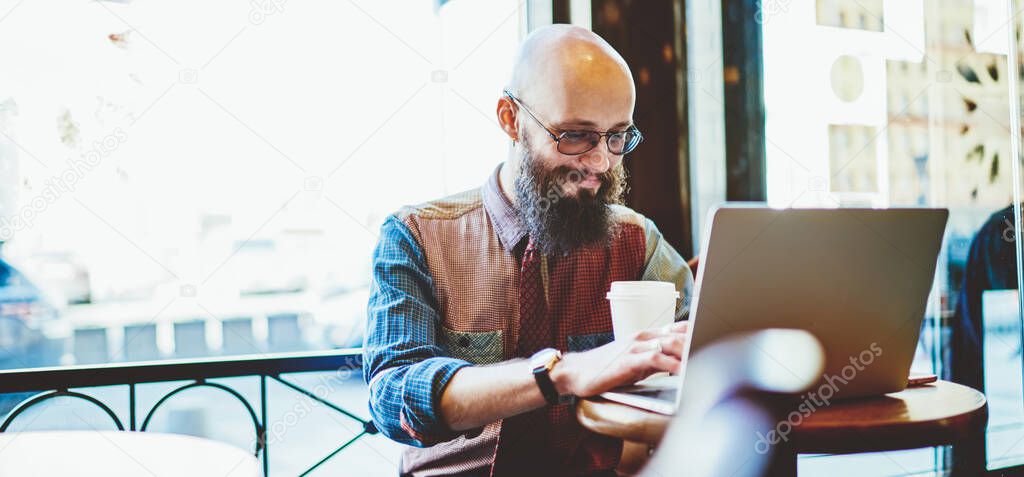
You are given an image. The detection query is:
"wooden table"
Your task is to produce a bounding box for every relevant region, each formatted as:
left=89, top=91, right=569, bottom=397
left=578, top=380, right=987, bottom=475
left=0, top=431, right=261, bottom=476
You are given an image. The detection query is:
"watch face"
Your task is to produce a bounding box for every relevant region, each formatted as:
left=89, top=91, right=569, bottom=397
left=530, top=348, right=560, bottom=369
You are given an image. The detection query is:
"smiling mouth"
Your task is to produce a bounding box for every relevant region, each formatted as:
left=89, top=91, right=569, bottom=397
left=579, top=175, right=602, bottom=188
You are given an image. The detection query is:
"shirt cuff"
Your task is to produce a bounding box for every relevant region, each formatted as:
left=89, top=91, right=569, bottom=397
left=399, top=357, right=472, bottom=445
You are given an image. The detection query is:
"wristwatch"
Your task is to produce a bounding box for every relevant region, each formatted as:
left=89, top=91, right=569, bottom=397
left=530, top=348, right=570, bottom=405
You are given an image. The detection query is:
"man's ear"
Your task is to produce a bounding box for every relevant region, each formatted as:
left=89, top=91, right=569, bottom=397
left=496, top=96, right=519, bottom=141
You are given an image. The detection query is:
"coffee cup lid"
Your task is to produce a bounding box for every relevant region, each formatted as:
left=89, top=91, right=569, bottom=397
left=608, top=281, right=677, bottom=294
left=606, top=291, right=680, bottom=300
left=606, top=281, right=679, bottom=300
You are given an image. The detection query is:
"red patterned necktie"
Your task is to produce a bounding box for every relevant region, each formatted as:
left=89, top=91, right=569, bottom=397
left=518, top=240, right=552, bottom=355
left=491, top=240, right=555, bottom=475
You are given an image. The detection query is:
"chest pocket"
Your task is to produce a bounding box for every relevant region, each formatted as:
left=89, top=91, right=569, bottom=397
left=567, top=332, right=614, bottom=352
left=440, top=328, right=503, bottom=364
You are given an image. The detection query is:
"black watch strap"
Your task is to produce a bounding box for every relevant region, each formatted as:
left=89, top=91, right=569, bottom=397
left=530, top=348, right=570, bottom=405
left=533, top=364, right=561, bottom=405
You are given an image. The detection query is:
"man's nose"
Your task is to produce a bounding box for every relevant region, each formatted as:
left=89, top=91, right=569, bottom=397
left=576, top=142, right=614, bottom=174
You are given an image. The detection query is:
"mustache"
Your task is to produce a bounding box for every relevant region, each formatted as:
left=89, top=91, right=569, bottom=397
left=545, top=165, right=620, bottom=195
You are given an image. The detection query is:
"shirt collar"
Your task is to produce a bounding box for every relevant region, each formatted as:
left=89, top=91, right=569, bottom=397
left=482, top=164, right=528, bottom=252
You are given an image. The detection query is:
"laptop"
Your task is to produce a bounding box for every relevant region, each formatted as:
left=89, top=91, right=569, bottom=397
left=601, top=205, right=948, bottom=414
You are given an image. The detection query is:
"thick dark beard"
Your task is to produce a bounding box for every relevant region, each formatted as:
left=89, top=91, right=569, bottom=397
left=514, top=138, right=627, bottom=256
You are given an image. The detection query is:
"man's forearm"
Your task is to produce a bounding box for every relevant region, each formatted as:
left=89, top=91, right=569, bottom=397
left=437, top=327, right=686, bottom=432
left=440, top=358, right=573, bottom=431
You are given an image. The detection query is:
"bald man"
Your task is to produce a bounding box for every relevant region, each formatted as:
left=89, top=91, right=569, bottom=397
left=363, top=25, right=693, bottom=477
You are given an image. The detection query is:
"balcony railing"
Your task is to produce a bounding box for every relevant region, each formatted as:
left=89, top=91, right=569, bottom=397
left=0, top=349, right=377, bottom=476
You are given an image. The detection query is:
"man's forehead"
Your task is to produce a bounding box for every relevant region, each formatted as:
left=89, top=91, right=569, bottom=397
left=551, top=117, right=634, bottom=130
left=536, top=84, right=635, bottom=130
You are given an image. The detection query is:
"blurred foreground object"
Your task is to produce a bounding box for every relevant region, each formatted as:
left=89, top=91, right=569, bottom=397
left=641, top=329, right=824, bottom=477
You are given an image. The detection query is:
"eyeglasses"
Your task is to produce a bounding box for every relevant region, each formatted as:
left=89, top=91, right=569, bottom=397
left=503, top=90, right=643, bottom=156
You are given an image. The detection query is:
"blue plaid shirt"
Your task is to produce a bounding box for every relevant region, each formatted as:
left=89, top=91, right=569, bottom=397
left=362, top=215, right=472, bottom=447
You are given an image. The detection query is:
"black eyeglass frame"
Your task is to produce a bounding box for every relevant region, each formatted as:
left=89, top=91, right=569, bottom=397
left=503, top=89, right=644, bottom=156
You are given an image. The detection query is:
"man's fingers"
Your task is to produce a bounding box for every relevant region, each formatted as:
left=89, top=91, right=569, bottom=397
left=631, top=321, right=689, bottom=342
left=622, top=352, right=679, bottom=380
left=633, top=329, right=662, bottom=341
left=643, top=351, right=681, bottom=374
left=627, top=336, right=686, bottom=359
left=628, top=339, right=658, bottom=354
left=657, top=335, right=685, bottom=358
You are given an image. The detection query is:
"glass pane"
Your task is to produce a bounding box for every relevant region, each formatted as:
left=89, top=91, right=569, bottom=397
left=983, top=290, right=1024, bottom=468
left=0, top=0, right=521, bottom=369
left=762, top=0, right=1023, bottom=473
left=996, top=0, right=1024, bottom=468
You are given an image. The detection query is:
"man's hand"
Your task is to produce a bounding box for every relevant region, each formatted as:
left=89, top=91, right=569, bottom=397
left=439, top=321, right=688, bottom=431
left=552, top=321, right=689, bottom=397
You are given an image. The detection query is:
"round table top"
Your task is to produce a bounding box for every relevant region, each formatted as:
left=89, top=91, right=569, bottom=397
left=0, top=431, right=260, bottom=476
left=577, top=380, right=988, bottom=454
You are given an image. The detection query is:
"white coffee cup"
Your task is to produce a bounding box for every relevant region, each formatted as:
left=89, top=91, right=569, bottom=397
left=606, top=281, right=680, bottom=340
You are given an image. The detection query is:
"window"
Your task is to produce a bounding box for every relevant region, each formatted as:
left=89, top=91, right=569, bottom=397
left=764, top=0, right=1024, bottom=473
left=0, top=0, right=522, bottom=367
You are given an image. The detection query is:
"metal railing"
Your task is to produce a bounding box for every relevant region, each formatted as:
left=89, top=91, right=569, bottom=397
left=0, top=349, right=377, bottom=476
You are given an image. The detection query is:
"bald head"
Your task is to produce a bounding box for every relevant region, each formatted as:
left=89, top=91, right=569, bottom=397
left=495, top=26, right=635, bottom=253
left=506, top=25, right=635, bottom=132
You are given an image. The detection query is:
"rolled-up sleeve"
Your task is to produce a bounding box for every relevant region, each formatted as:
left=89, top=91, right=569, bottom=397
left=362, top=215, right=472, bottom=447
